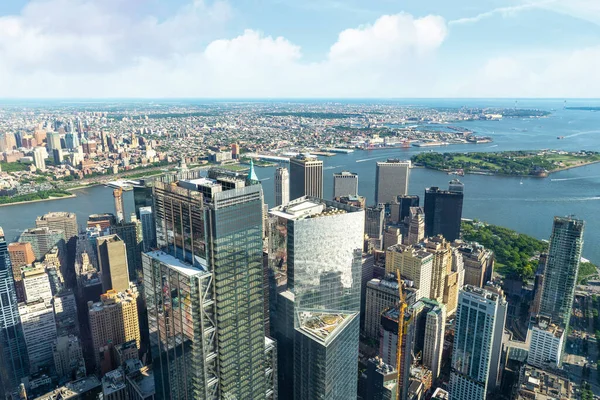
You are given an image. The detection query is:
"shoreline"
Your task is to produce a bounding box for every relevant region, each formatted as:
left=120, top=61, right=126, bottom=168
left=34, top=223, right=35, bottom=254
left=0, top=194, right=76, bottom=207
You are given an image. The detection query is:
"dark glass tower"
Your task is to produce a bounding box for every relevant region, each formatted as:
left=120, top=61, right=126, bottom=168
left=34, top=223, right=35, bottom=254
left=144, top=170, right=275, bottom=400
left=424, top=180, right=464, bottom=242
left=0, top=228, right=29, bottom=393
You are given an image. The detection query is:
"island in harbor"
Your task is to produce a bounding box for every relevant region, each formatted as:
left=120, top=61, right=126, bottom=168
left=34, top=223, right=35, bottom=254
left=412, top=150, right=600, bottom=177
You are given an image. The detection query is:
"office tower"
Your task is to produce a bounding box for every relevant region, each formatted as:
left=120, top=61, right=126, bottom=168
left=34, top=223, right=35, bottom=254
left=379, top=307, right=402, bottom=367
left=52, top=148, right=64, bottom=164
left=231, top=143, right=240, bottom=159
left=365, top=205, right=385, bottom=246
left=88, top=290, right=140, bottom=369
left=46, top=132, right=61, bottom=150
left=539, top=216, right=585, bottom=328
left=53, top=290, right=79, bottom=336
left=420, top=300, right=446, bottom=380
left=65, top=132, right=79, bottom=150
left=289, top=154, right=323, bottom=200
left=114, top=188, right=126, bottom=224
left=453, top=242, right=494, bottom=288
left=52, top=335, right=85, bottom=382
left=530, top=255, right=547, bottom=316
left=19, top=299, right=57, bottom=371
left=449, top=285, right=507, bottom=400
left=443, top=248, right=465, bottom=316
left=407, top=207, right=425, bottom=245
left=425, top=236, right=452, bottom=303
left=390, top=195, right=419, bottom=226
left=333, top=171, right=359, bottom=198
left=364, top=276, right=400, bottom=340
left=19, top=227, right=66, bottom=261
left=383, top=227, right=402, bottom=251
left=527, top=315, right=564, bottom=369
left=111, top=219, right=143, bottom=281
left=0, top=229, right=29, bottom=392
left=133, top=179, right=154, bottom=219
left=35, top=212, right=78, bottom=242
left=424, top=181, right=464, bottom=242
left=275, top=167, right=290, bottom=206
left=138, top=207, right=156, bottom=252
left=88, top=213, right=116, bottom=233
left=33, top=147, right=46, bottom=170
left=386, top=244, right=433, bottom=301
left=8, top=242, right=35, bottom=302
left=269, top=197, right=364, bottom=400
left=22, top=266, right=53, bottom=303
left=147, top=170, right=274, bottom=399
left=336, top=194, right=367, bottom=209
left=363, top=358, right=397, bottom=400
left=126, top=365, right=155, bottom=400
left=375, top=159, right=411, bottom=205
left=96, top=234, right=130, bottom=293
left=102, top=368, right=127, bottom=400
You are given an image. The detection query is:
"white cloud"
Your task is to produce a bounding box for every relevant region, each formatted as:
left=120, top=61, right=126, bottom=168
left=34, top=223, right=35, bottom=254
left=449, top=1, right=556, bottom=25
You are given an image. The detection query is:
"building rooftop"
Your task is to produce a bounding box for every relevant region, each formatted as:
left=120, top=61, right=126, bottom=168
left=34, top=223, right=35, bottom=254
left=127, top=366, right=155, bottom=398
left=517, top=365, right=571, bottom=400
left=532, top=316, right=564, bottom=338
left=270, top=196, right=360, bottom=221
left=35, top=376, right=101, bottom=400
left=463, top=284, right=501, bottom=303
left=102, top=369, right=126, bottom=396
left=431, top=388, right=449, bottom=399
left=387, top=243, right=432, bottom=260
left=297, top=311, right=356, bottom=344
left=145, top=250, right=208, bottom=276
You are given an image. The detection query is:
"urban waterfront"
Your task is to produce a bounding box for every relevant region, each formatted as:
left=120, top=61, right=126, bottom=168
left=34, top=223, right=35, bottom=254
left=0, top=100, right=599, bottom=264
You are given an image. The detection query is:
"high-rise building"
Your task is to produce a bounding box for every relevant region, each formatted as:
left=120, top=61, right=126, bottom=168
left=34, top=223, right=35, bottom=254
left=111, top=219, right=143, bottom=281
left=22, top=266, right=53, bottom=303
left=425, top=236, right=452, bottom=303
left=96, top=234, right=130, bottom=293
left=289, top=154, right=323, bottom=200
left=336, top=194, right=367, bottom=209
left=443, top=248, right=465, bottom=316
left=364, top=276, right=400, bottom=340
left=407, top=207, right=425, bottom=245
left=375, top=159, right=411, bottom=205
left=52, top=335, right=86, bottom=382
left=65, top=132, right=79, bottom=150
left=275, top=167, right=290, bottom=206
left=88, top=213, right=116, bottom=231
left=0, top=229, right=29, bottom=393
left=386, top=244, right=433, bottom=301
left=363, top=357, right=397, bottom=400
left=365, top=205, right=385, bottom=250
left=333, top=171, right=359, bottom=198
left=269, top=197, right=364, bottom=400
left=424, top=181, right=464, bottom=242
left=8, top=242, right=35, bottom=302
left=46, top=132, right=61, bottom=151
left=35, top=212, right=78, bottom=242
left=147, top=170, right=275, bottom=400
left=420, top=300, right=446, bottom=380
left=138, top=207, right=156, bottom=252
left=539, top=216, right=585, bottom=328
left=33, top=147, right=46, bottom=170
left=88, top=290, right=140, bottom=370
left=530, top=255, right=547, bottom=316
left=231, top=143, right=240, bottom=159
left=19, top=227, right=66, bottom=261
left=449, top=285, right=507, bottom=400
left=19, top=299, right=57, bottom=371
left=389, top=195, right=419, bottom=226
left=453, top=241, right=494, bottom=288
left=527, top=315, right=565, bottom=369
left=132, top=179, right=154, bottom=219
left=383, top=227, right=402, bottom=251
left=114, top=188, right=126, bottom=224
left=53, top=290, right=79, bottom=337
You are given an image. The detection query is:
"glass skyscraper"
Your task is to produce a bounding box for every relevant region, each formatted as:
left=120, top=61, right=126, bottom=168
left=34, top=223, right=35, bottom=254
left=0, top=228, right=29, bottom=393
left=145, top=170, right=275, bottom=400
left=269, top=197, right=364, bottom=399
left=424, top=180, right=464, bottom=242
left=539, top=216, right=585, bottom=328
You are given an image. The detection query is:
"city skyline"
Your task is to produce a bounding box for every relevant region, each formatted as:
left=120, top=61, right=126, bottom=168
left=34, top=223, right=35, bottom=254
left=0, top=1, right=599, bottom=98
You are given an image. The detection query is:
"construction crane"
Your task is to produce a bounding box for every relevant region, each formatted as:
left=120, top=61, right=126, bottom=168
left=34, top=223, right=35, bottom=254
left=396, top=269, right=408, bottom=400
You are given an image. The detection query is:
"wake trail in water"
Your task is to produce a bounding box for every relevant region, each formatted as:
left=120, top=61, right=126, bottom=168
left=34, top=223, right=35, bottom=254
left=563, top=130, right=600, bottom=138
left=486, top=145, right=498, bottom=148
left=551, top=175, right=600, bottom=182
left=323, top=165, right=345, bottom=170
left=356, top=156, right=389, bottom=163
left=260, top=178, right=271, bottom=181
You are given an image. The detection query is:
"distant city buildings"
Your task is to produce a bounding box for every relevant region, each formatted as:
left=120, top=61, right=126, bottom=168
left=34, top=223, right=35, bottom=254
left=289, top=154, right=323, bottom=200
left=375, top=159, right=411, bottom=205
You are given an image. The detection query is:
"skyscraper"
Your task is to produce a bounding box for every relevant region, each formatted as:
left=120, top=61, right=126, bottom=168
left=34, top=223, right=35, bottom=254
left=389, top=195, right=419, bottom=226
left=146, top=170, right=275, bottom=399
left=407, top=206, right=425, bottom=245
left=365, top=205, right=385, bottom=249
left=111, top=218, right=143, bottom=281
left=375, top=159, right=411, bottom=205
left=0, top=229, right=29, bottom=393
left=88, top=290, right=140, bottom=370
left=65, top=132, right=79, bottom=150
left=449, top=285, right=507, bottom=400
left=35, top=212, right=78, bottom=242
left=364, top=276, right=400, bottom=340
left=132, top=179, right=154, bottom=219
left=333, top=171, right=359, bottom=198
left=33, top=147, right=46, bottom=171
left=275, top=167, right=290, bottom=206
left=289, top=154, right=323, bottom=200
left=138, top=207, right=156, bottom=252
left=46, top=131, right=61, bottom=151
left=19, top=227, right=66, bottom=261
left=22, top=266, right=53, bottom=303
left=96, top=234, right=130, bottom=293
left=424, top=181, right=464, bottom=242
left=114, top=188, right=126, bottom=224
left=386, top=244, right=433, bottom=301
left=19, top=299, right=57, bottom=371
left=269, top=197, right=364, bottom=400
left=539, top=216, right=585, bottom=328
left=8, top=242, right=35, bottom=302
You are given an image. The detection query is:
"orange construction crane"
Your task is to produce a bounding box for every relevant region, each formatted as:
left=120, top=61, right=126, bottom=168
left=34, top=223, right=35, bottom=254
left=396, top=269, right=407, bottom=400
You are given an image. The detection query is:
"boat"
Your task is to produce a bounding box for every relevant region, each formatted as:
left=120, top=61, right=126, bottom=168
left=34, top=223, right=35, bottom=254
left=557, top=136, right=565, bottom=139
left=520, top=178, right=523, bottom=185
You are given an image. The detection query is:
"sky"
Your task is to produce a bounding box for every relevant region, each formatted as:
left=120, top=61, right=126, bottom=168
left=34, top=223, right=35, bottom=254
left=0, top=0, right=599, bottom=98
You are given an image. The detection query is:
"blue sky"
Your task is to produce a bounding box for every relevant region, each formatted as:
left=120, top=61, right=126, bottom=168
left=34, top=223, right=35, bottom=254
left=0, top=0, right=599, bottom=97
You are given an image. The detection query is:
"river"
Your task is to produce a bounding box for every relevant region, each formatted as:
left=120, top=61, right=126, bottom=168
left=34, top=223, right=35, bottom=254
left=0, top=99, right=599, bottom=263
